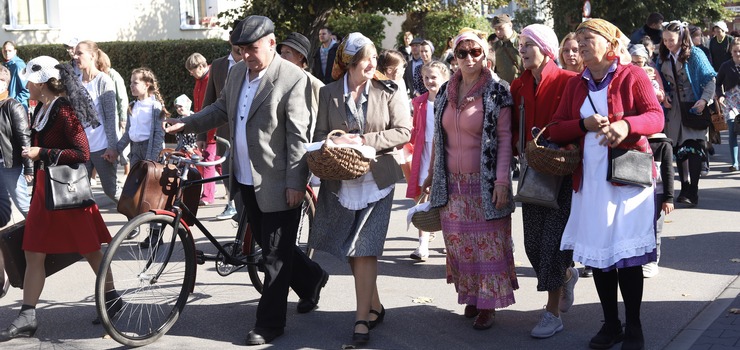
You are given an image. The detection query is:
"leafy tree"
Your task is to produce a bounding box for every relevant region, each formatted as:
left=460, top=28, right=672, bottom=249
left=549, top=0, right=731, bottom=40
left=416, top=11, right=492, bottom=57
left=328, top=13, right=389, bottom=50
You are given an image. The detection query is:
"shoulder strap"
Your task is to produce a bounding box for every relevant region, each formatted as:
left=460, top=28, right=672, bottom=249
left=669, top=58, right=684, bottom=106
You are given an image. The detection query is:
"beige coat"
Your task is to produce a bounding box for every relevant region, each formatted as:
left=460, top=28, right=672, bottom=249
left=182, top=54, right=311, bottom=213
left=313, top=78, right=412, bottom=194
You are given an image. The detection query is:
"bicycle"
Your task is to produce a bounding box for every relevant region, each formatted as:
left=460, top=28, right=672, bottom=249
left=94, top=138, right=317, bottom=347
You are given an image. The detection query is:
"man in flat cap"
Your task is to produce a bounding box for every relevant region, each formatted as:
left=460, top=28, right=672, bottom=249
left=203, top=19, right=244, bottom=221
left=166, top=15, right=329, bottom=346
left=278, top=32, right=324, bottom=136
left=403, top=37, right=424, bottom=97
left=490, top=14, right=523, bottom=84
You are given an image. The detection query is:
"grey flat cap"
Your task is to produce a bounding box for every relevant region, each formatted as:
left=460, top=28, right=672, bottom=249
left=228, top=19, right=244, bottom=44
left=410, top=37, right=424, bottom=45
left=277, top=32, right=310, bottom=60
left=233, top=15, right=274, bottom=45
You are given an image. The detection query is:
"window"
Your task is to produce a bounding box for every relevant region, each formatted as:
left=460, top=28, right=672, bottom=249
left=179, top=0, right=240, bottom=30
left=5, top=0, right=50, bottom=29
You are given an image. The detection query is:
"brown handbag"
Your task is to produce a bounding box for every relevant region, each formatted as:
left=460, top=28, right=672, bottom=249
left=117, top=150, right=202, bottom=225
left=0, top=221, right=82, bottom=288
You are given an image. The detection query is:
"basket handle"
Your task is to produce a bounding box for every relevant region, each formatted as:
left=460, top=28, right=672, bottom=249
left=532, top=121, right=559, bottom=144
left=328, top=129, right=347, bottom=138
left=415, top=193, right=429, bottom=205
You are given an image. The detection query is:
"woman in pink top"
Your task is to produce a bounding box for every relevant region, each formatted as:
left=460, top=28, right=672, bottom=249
left=423, top=31, right=517, bottom=331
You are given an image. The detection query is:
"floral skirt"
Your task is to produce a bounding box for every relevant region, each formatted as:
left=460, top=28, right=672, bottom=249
left=440, top=172, right=518, bottom=310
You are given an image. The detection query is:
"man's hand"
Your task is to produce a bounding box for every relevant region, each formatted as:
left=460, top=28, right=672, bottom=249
left=103, top=149, right=118, bottom=163
left=164, top=119, right=186, bottom=134
left=286, top=188, right=305, bottom=207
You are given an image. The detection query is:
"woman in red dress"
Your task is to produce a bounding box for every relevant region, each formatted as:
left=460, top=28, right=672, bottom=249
left=0, top=56, right=120, bottom=342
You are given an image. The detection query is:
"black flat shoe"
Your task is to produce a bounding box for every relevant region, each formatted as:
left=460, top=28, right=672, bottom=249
left=297, top=269, right=329, bottom=314
left=245, top=327, right=284, bottom=346
left=368, top=305, right=385, bottom=329
left=0, top=321, right=38, bottom=342
left=589, top=322, right=624, bottom=349
left=352, top=320, right=370, bottom=345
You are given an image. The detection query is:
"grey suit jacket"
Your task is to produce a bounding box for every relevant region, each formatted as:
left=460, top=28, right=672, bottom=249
left=181, top=54, right=311, bottom=213
left=203, top=55, right=232, bottom=152
left=313, top=77, right=411, bottom=194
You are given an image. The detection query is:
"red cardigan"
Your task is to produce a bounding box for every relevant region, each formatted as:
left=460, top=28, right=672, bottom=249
left=406, top=92, right=430, bottom=198
left=193, top=66, right=215, bottom=143
left=510, top=59, right=577, bottom=153
left=548, top=64, right=664, bottom=192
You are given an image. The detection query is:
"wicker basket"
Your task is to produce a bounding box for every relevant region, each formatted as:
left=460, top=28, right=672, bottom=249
left=411, top=195, right=442, bottom=232
left=525, top=122, right=580, bottom=176
left=711, top=104, right=728, bottom=131
left=307, top=130, right=371, bottom=180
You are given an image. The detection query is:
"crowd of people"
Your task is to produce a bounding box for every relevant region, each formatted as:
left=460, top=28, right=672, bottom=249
left=0, top=10, right=736, bottom=350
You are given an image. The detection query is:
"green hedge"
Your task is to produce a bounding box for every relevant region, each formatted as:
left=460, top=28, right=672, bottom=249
left=17, top=39, right=231, bottom=109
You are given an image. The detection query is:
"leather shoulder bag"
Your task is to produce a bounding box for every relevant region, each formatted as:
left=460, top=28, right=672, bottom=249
left=45, top=162, right=95, bottom=210
left=586, top=93, right=653, bottom=187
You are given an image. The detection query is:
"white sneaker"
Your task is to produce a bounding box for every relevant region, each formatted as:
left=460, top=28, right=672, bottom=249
left=642, top=262, right=659, bottom=278
left=559, top=267, right=579, bottom=313
left=531, top=311, right=563, bottom=338
left=409, top=247, right=429, bottom=261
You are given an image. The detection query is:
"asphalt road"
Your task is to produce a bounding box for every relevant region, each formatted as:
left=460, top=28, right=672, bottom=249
left=0, top=142, right=738, bottom=350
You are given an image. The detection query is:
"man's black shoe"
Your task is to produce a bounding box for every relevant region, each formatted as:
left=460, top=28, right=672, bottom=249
left=297, top=269, right=329, bottom=313
left=245, top=327, right=284, bottom=346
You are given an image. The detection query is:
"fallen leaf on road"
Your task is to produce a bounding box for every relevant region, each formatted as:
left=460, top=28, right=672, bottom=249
left=682, top=293, right=691, bottom=297
left=731, top=258, right=740, bottom=263
left=102, top=334, right=111, bottom=339
left=412, top=296, right=434, bottom=304
left=730, top=308, right=740, bottom=314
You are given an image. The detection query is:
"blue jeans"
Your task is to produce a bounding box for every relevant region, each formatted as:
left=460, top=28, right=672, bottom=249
left=0, top=166, right=30, bottom=217
left=728, top=119, right=739, bottom=167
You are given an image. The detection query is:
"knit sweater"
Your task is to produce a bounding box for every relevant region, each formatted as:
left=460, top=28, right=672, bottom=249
left=715, top=59, right=740, bottom=97
left=510, top=59, right=577, bottom=153
left=429, top=68, right=515, bottom=220
left=656, top=46, right=717, bottom=102
left=548, top=64, right=664, bottom=192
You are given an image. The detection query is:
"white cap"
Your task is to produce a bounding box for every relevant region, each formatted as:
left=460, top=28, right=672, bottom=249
left=64, top=37, right=79, bottom=48
left=713, top=21, right=728, bottom=33
left=20, top=56, right=60, bottom=84
left=174, top=94, right=192, bottom=110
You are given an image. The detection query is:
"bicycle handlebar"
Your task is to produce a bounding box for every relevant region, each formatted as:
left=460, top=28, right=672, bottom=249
left=168, top=136, right=231, bottom=168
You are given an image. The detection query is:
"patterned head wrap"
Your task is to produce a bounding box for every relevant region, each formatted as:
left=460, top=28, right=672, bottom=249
left=576, top=19, right=627, bottom=48
left=331, top=32, right=374, bottom=80
left=520, top=24, right=559, bottom=60
left=453, top=31, right=489, bottom=59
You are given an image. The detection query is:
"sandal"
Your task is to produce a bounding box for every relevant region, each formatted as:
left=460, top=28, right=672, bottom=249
left=368, top=305, right=385, bottom=329
left=352, top=320, right=370, bottom=344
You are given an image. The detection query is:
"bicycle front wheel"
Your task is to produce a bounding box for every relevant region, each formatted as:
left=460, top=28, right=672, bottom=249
left=95, top=212, right=196, bottom=347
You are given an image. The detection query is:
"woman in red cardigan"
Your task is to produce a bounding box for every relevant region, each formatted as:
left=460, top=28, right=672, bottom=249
left=548, top=19, right=664, bottom=350
left=510, top=24, right=579, bottom=339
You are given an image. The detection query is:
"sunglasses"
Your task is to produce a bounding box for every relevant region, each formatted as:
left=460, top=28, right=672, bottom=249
left=455, top=47, right=483, bottom=59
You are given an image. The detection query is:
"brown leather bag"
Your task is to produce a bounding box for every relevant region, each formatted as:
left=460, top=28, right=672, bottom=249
left=0, top=221, right=82, bottom=288
left=117, top=151, right=202, bottom=225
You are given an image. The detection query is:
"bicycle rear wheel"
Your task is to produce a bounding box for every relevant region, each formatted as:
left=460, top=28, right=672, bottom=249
left=246, top=192, right=316, bottom=293
left=95, top=212, right=196, bottom=347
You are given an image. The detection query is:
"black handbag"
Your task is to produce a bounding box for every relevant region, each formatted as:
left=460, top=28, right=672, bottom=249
left=679, top=102, right=712, bottom=130
left=735, top=115, right=740, bottom=133
left=607, top=148, right=653, bottom=187
left=45, top=163, right=95, bottom=210
left=670, top=58, right=711, bottom=130
left=514, top=163, right=563, bottom=209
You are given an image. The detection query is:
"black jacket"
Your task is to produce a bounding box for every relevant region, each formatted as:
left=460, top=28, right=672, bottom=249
left=0, top=98, right=32, bottom=175
left=648, top=134, right=675, bottom=204
left=312, top=42, right=338, bottom=85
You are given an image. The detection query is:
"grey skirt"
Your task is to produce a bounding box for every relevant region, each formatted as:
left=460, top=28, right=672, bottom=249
left=309, top=186, right=394, bottom=261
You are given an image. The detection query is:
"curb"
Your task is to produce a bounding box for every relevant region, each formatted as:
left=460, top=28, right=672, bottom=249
left=663, top=274, right=740, bottom=350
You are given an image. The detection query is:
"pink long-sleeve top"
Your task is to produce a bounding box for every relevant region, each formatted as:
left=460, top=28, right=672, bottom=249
left=441, top=96, right=512, bottom=185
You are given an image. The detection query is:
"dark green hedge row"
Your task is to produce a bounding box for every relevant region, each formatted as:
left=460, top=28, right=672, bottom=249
left=18, top=39, right=231, bottom=109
